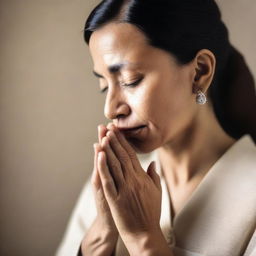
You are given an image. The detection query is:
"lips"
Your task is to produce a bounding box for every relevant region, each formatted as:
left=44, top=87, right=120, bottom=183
left=117, top=125, right=146, bottom=132
left=117, top=125, right=147, bottom=137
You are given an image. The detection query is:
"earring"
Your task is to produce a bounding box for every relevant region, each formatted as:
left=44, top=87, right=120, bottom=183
left=196, top=90, right=207, bottom=105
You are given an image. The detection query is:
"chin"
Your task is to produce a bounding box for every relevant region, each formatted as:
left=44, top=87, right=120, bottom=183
left=127, top=137, right=160, bottom=154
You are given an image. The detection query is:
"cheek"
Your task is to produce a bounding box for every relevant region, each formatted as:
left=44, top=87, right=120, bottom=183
left=144, top=75, right=194, bottom=130
left=127, top=72, right=175, bottom=121
left=138, top=74, right=186, bottom=126
left=127, top=70, right=194, bottom=128
left=127, top=89, right=152, bottom=123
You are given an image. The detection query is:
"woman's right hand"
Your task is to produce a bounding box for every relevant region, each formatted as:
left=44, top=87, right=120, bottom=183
left=81, top=124, right=118, bottom=256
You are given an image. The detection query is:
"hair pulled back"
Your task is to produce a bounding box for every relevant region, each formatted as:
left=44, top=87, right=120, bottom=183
left=84, top=0, right=256, bottom=142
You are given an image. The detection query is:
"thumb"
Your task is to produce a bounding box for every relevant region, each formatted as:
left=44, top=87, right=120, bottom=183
left=147, top=161, right=161, bottom=189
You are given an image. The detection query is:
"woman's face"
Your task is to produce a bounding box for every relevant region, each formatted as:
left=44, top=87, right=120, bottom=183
left=89, top=22, right=199, bottom=153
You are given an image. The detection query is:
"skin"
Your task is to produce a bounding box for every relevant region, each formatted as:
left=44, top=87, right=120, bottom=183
left=82, top=22, right=236, bottom=256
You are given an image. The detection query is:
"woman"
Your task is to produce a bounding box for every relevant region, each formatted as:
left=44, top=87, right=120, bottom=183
left=57, top=0, right=256, bottom=255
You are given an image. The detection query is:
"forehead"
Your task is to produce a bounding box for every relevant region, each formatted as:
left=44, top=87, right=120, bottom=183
left=89, top=22, right=151, bottom=69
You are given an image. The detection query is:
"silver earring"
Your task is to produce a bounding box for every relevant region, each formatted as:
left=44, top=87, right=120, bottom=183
left=196, top=90, right=207, bottom=105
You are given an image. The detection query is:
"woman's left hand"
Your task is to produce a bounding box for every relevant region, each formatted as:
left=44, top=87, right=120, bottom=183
left=97, top=124, right=162, bottom=244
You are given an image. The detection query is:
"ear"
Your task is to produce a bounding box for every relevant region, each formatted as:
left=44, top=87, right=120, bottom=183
left=192, top=49, right=216, bottom=95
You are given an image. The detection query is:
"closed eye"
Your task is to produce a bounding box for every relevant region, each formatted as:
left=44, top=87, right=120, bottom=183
left=100, top=87, right=108, bottom=93
left=100, top=76, right=144, bottom=93
left=122, top=76, right=144, bottom=88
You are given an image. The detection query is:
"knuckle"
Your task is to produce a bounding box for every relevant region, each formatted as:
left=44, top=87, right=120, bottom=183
left=111, top=162, right=121, bottom=171
left=119, top=152, right=129, bottom=163
left=128, top=151, right=137, bottom=161
left=102, top=179, right=113, bottom=190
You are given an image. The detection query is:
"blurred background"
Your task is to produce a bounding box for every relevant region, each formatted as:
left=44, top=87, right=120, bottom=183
left=0, top=0, right=255, bottom=255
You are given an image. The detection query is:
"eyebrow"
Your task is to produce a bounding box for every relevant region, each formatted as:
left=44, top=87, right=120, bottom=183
left=92, top=63, right=130, bottom=78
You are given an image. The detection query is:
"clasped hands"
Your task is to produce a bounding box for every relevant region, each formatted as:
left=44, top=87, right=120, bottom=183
left=85, top=123, right=172, bottom=255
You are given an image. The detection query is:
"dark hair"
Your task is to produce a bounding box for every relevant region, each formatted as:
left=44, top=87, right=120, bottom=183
left=84, top=0, right=256, bottom=142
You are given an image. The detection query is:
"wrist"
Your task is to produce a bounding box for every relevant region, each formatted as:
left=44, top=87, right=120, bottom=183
left=122, top=228, right=173, bottom=256
left=94, top=215, right=118, bottom=238
left=81, top=218, right=118, bottom=256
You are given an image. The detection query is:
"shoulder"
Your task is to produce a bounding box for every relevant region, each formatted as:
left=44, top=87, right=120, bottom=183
left=209, top=134, right=256, bottom=174
left=234, top=134, right=256, bottom=162
left=223, top=134, right=256, bottom=175
left=206, top=134, right=256, bottom=194
left=203, top=134, right=256, bottom=219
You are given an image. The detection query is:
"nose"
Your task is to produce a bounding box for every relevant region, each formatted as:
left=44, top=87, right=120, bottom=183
left=104, top=88, right=130, bottom=121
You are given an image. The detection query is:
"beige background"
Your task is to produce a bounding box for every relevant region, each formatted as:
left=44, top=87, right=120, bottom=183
left=0, top=1, right=255, bottom=255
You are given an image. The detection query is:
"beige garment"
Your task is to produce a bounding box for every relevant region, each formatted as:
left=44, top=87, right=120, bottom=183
left=56, top=135, right=256, bottom=256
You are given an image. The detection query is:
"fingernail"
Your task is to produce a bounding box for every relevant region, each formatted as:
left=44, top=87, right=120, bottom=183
left=106, top=123, right=112, bottom=130
left=107, top=123, right=114, bottom=130
left=98, top=151, right=104, bottom=160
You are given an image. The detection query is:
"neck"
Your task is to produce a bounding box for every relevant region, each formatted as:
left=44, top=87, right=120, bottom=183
left=157, top=105, right=236, bottom=185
